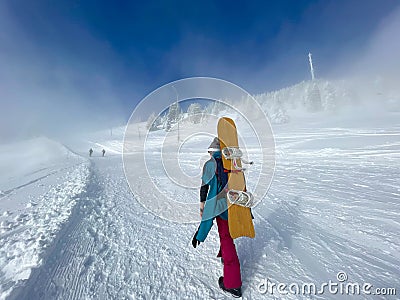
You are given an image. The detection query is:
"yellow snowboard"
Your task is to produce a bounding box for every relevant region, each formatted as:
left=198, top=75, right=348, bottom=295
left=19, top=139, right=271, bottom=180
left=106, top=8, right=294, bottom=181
left=217, top=117, right=255, bottom=239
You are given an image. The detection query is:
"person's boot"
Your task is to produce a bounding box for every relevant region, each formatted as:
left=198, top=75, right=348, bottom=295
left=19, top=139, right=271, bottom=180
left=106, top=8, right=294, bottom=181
left=218, top=276, right=242, bottom=298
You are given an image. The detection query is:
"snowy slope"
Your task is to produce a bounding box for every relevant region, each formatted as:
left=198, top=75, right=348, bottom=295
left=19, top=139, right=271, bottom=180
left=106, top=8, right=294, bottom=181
left=0, top=137, right=89, bottom=299
left=1, top=108, right=399, bottom=299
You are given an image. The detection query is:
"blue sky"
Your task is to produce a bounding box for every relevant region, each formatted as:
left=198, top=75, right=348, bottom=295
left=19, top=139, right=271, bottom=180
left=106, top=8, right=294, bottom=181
left=1, top=0, right=399, bottom=138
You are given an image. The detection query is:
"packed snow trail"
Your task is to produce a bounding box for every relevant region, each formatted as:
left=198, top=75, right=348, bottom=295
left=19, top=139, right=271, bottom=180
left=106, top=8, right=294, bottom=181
left=8, top=155, right=230, bottom=299
left=9, top=162, right=104, bottom=300
left=0, top=138, right=90, bottom=300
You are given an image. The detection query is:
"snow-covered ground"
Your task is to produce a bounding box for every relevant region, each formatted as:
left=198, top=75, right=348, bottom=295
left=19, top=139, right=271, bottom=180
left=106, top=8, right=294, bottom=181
left=0, top=108, right=399, bottom=299
left=0, top=137, right=89, bottom=299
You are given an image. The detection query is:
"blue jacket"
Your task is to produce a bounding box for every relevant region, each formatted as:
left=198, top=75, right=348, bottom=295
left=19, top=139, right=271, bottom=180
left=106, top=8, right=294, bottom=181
left=196, top=151, right=228, bottom=242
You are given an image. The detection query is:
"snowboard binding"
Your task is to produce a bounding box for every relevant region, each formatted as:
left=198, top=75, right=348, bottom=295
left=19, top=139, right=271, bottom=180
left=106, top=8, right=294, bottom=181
left=222, top=147, right=253, bottom=171
left=227, top=189, right=254, bottom=208
left=222, top=147, right=243, bottom=159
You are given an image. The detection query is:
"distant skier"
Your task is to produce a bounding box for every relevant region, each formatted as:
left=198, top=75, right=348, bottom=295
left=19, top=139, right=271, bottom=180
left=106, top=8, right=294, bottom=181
left=89, top=148, right=93, bottom=157
left=192, top=137, right=242, bottom=298
left=102, top=149, right=106, bottom=157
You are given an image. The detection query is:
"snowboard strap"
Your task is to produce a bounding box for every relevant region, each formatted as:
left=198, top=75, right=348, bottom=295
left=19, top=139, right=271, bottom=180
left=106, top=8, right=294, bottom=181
left=223, top=169, right=241, bottom=174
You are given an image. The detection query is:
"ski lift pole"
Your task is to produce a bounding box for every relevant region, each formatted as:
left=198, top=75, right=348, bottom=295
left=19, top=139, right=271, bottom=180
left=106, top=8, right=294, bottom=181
left=178, top=117, right=180, bottom=142
left=172, top=85, right=180, bottom=142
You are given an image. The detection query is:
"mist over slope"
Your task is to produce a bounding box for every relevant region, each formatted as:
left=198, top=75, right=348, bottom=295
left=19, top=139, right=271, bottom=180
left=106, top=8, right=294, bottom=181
left=253, top=77, right=400, bottom=124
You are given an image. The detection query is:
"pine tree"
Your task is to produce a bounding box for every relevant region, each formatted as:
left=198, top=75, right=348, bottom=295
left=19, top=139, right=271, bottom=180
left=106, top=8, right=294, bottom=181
left=210, top=100, right=225, bottom=116
left=323, top=83, right=338, bottom=111
left=187, top=103, right=202, bottom=124
left=306, top=82, right=322, bottom=112
left=146, top=113, right=158, bottom=131
left=165, top=102, right=181, bottom=131
left=269, top=93, right=289, bottom=123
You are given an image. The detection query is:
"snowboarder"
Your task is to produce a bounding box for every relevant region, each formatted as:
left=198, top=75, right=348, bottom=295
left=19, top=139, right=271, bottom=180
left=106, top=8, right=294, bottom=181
left=102, top=149, right=106, bottom=157
left=192, top=137, right=242, bottom=298
left=89, top=148, right=93, bottom=157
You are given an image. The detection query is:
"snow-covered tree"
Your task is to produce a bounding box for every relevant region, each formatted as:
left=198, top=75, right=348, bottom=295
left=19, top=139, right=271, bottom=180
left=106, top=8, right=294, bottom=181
left=165, top=102, right=181, bottom=131
left=208, top=100, right=226, bottom=116
left=341, top=87, right=358, bottom=106
left=146, top=113, right=158, bottom=131
left=306, top=82, right=322, bottom=112
left=271, top=93, right=290, bottom=123
left=187, top=103, right=203, bottom=124
left=323, top=83, right=338, bottom=111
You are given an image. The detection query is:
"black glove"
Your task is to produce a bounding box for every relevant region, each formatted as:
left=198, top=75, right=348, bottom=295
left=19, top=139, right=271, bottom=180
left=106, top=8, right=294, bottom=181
left=192, top=227, right=201, bottom=248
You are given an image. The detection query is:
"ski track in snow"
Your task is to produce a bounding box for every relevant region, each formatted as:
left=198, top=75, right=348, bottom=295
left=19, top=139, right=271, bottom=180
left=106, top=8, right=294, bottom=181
left=7, top=157, right=227, bottom=300
left=2, top=124, right=400, bottom=299
left=0, top=162, right=89, bottom=300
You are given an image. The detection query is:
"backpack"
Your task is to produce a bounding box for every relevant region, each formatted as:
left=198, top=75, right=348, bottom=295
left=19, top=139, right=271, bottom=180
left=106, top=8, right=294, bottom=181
left=214, top=157, right=229, bottom=194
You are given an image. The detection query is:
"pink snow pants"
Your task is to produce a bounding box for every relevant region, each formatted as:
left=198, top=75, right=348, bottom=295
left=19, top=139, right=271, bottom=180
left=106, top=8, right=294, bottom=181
left=216, top=217, right=242, bottom=289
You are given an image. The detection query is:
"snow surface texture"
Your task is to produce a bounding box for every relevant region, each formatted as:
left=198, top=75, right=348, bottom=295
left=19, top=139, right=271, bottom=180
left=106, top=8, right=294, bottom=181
left=1, top=96, right=399, bottom=298
left=0, top=138, right=89, bottom=299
